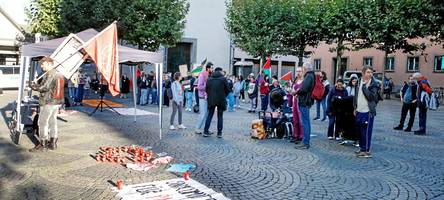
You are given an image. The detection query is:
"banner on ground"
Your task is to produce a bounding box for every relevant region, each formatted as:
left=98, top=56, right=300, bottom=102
left=83, top=22, right=120, bottom=96
left=50, top=34, right=86, bottom=79
left=114, top=178, right=230, bottom=200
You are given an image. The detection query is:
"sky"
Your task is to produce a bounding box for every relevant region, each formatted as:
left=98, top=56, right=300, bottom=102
left=0, top=0, right=29, bottom=24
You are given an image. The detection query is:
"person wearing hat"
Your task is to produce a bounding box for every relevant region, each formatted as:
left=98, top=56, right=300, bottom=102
left=30, top=56, right=65, bottom=152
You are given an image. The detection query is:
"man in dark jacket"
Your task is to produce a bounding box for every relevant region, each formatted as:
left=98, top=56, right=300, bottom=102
left=30, top=56, right=65, bottom=152
left=394, top=76, right=418, bottom=132
left=295, top=63, right=315, bottom=149
left=203, top=67, right=229, bottom=138
left=353, top=66, right=381, bottom=158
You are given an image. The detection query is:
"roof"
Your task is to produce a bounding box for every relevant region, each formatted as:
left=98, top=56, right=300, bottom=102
left=22, top=28, right=163, bottom=64
left=0, top=6, right=25, bottom=35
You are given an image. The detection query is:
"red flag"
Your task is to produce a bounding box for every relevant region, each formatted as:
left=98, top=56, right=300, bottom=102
left=263, top=58, right=271, bottom=69
left=280, top=71, right=292, bottom=81
left=83, top=22, right=120, bottom=96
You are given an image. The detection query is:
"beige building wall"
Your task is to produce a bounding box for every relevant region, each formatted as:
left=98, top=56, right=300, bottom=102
left=310, top=39, right=444, bottom=88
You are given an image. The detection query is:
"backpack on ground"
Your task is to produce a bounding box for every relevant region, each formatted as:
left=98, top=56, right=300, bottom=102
left=251, top=119, right=266, bottom=140
left=311, top=74, right=325, bottom=101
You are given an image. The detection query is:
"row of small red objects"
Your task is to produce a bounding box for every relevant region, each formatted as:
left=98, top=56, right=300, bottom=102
left=96, top=146, right=153, bottom=164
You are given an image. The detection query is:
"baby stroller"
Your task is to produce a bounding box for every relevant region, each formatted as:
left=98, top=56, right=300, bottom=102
left=258, top=87, right=293, bottom=139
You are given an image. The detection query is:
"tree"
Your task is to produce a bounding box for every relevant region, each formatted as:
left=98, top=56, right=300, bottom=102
left=322, top=0, right=365, bottom=80
left=278, top=0, right=324, bottom=68
left=424, top=0, right=444, bottom=46
left=226, top=0, right=283, bottom=70
left=27, top=0, right=62, bottom=37
left=28, top=0, right=189, bottom=51
left=121, top=0, right=189, bottom=51
left=355, top=0, right=436, bottom=81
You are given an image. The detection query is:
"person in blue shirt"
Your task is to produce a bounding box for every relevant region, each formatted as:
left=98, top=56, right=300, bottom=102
left=394, top=76, right=418, bottom=132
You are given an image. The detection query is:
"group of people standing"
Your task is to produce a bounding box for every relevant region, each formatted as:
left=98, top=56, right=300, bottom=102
left=393, top=72, right=433, bottom=135
left=137, top=71, right=159, bottom=106
left=67, top=68, right=94, bottom=106
left=168, top=62, right=231, bottom=138
left=285, top=64, right=382, bottom=158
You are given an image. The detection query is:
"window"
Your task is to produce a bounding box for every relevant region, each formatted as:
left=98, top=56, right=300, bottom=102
left=385, top=57, right=395, bottom=72
left=314, top=59, right=321, bottom=71
left=363, top=57, right=373, bottom=67
left=0, top=56, right=5, bottom=65
left=434, top=55, right=444, bottom=73
left=0, top=67, right=19, bottom=75
left=407, top=56, right=419, bottom=72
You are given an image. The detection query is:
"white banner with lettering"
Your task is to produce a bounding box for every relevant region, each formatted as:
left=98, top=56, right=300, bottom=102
left=114, top=178, right=230, bottom=200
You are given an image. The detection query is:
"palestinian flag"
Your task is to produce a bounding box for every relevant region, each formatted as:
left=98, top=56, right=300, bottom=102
left=280, top=71, right=292, bottom=82
left=191, top=66, right=203, bottom=74
left=262, top=58, right=271, bottom=76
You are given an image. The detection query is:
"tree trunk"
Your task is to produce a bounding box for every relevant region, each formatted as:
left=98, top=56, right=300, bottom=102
left=298, top=46, right=304, bottom=67
left=335, top=39, right=344, bottom=83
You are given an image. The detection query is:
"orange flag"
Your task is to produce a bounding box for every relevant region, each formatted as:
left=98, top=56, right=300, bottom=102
left=83, top=22, right=120, bottom=96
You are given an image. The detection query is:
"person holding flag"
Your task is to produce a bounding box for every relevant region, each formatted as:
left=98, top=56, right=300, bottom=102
left=29, top=57, right=65, bottom=152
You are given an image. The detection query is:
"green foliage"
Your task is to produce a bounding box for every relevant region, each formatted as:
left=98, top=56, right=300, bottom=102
left=122, top=0, right=189, bottom=51
left=27, top=0, right=61, bottom=37
left=225, top=0, right=283, bottom=58
left=278, top=0, right=324, bottom=65
left=355, top=0, right=436, bottom=54
left=28, top=0, right=189, bottom=51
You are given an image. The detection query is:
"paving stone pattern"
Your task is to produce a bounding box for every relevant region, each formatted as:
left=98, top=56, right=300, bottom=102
left=0, top=91, right=443, bottom=200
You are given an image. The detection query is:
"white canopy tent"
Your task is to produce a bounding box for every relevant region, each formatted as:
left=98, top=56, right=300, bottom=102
left=13, top=28, right=164, bottom=143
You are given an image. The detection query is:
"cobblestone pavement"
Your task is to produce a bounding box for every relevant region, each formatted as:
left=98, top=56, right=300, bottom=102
left=0, top=90, right=443, bottom=200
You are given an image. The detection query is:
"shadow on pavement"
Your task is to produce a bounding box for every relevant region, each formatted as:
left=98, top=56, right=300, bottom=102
left=0, top=138, right=50, bottom=200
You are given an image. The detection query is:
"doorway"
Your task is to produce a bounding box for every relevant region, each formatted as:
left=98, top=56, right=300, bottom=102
left=167, top=42, right=192, bottom=73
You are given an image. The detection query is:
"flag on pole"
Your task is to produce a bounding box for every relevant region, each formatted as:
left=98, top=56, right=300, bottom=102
left=83, top=22, right=120, bottom=96
left=280, top=71, right=292, bottom=82
left=201, top=58, right=207, bottom=66
left=262, top=58, right=271, bottom=76
left=191, top=66, right=203, bottom=74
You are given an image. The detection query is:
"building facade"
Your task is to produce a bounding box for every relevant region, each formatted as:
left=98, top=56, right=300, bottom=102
left=167, top=0, right=306, bottom=77
left=166, top=0, right=231, bottom=73
left=0, top=7, right=24, bottom=65
left=310, top=39, right=444, bottom=88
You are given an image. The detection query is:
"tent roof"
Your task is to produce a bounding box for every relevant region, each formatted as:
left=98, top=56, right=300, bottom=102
left=21, top=28, right=163, bottom=64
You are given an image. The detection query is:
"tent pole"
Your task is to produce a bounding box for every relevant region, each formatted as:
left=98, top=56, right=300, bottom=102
left=15, top=56, right=30, bottom=139
left=132, top=65, right=137, bottom=122
left=155, top=63, right=163, bottom=140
